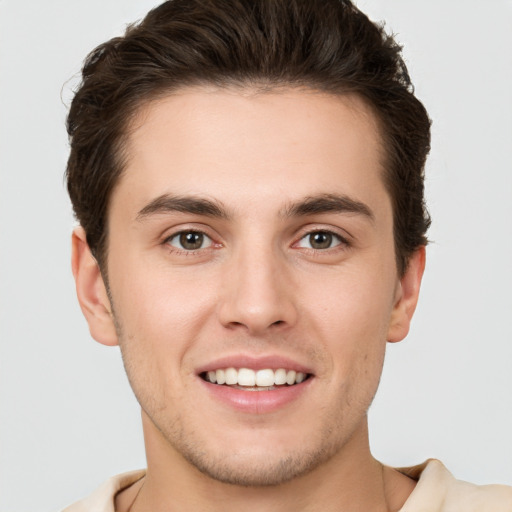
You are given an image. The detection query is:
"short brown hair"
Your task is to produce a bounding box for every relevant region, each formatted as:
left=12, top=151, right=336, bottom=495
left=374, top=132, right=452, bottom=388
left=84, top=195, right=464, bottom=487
left=66, top=0, right=431, bottom=275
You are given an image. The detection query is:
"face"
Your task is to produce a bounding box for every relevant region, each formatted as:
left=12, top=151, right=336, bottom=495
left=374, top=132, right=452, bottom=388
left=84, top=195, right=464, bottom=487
left=74, top=87, right=423, bottom=486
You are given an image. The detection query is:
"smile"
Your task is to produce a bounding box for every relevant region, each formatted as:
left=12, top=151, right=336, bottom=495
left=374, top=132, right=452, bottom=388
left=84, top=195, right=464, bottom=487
left=197, top=357, right=314, bottom=413
left=201, top=367, right=310, bottom=389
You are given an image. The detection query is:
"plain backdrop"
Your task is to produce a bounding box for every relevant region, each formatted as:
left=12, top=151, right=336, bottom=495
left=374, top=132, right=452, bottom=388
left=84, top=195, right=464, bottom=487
left=1, top=1, right=511, bottom=510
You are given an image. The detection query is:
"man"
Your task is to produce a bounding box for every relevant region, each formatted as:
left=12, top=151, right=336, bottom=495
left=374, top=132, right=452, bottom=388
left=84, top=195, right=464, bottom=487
left=63, top=0, right=512, bottom=510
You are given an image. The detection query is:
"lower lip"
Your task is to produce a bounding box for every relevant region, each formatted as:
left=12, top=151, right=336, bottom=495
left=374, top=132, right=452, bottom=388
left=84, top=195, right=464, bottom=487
left=199, top=377, right=313, bottom=414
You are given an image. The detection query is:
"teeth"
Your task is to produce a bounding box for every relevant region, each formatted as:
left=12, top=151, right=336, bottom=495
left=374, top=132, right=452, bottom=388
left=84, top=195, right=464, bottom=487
left=286, top=370, right=296, bottom=385
left=204, top=367, right=309, bottom=387
left=238, top=368, right=256, bottom=386
left=225, top=367, right=238, bottom=385
left=256, top=369, right=275, bottom=387
left=274, top=368, right=287, bottom=385
left=216, top=369, right=226, bottom=385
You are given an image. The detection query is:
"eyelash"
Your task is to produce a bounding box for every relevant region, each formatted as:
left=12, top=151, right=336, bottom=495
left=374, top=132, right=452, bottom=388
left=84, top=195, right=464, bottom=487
left=163, top=228, right=350, bottom=255
left=294, top=229, right=350, bottom=252
left=164, top=230, right=216, bottom=254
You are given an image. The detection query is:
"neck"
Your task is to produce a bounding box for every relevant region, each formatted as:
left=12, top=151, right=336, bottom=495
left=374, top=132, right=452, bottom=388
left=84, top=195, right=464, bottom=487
left=118, top=413, right=415, bottom=512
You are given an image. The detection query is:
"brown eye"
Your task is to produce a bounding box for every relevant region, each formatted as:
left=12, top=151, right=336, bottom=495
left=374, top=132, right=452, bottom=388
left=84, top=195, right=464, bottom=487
left=309, top=232, right=333, bottom=249
left=168, top=231, right=212, bottom=251
left=297, top=231, right=343, bottom=250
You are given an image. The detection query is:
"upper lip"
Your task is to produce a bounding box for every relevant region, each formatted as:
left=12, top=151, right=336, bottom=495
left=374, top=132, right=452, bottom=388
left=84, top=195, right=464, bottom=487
left=196, top=354, right=314, bottom=375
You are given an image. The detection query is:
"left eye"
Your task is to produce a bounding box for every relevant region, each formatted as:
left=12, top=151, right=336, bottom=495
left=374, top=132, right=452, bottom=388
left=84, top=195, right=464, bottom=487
left=296, top=231, right=343, bottom=250
left=167, top=231, right=213, bottom=251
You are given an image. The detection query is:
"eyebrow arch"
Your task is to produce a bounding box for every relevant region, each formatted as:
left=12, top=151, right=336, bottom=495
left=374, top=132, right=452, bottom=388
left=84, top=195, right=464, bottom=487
left=282, top=193, right=375, bottom=222
left=136, top=194, right=229, bottom=221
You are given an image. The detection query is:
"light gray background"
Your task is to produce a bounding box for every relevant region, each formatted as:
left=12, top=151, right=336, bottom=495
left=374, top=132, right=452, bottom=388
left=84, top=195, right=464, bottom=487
left=1, top=1, right=511, bottom=510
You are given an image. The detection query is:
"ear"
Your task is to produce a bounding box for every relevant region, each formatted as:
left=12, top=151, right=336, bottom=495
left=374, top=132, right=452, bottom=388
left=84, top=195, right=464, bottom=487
left=387, top=246, right=426, bottom=343
left=71, top=227, right=118, bottom=346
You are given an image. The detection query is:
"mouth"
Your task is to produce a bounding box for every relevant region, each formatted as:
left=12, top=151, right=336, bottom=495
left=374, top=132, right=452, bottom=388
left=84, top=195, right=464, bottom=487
left=196, top=356, right=314, bottom=413
left=200, top=367, right=312, bottom=391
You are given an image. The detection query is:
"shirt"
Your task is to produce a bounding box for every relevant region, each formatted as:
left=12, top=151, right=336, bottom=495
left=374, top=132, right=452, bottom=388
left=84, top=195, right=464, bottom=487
left=61, top=459, right=512, bottom=511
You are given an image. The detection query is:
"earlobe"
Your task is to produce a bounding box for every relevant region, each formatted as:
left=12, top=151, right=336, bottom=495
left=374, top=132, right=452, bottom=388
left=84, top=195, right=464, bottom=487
left=71, top=227, right=118, bottom=346
left=387, top=246, right=426, bottom=343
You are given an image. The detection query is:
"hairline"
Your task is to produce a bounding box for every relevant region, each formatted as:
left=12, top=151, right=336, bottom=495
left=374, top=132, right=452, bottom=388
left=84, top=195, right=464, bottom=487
left=95, top=82, right=409, bottom=280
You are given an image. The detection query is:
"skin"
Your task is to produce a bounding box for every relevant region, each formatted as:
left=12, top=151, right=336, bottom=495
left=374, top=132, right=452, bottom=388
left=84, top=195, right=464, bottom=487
left=72, top=87, right=425, bottom=511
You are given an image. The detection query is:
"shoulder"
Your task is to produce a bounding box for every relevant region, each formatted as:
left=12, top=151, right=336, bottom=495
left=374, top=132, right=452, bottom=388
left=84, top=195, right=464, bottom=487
left=398, top=459, right=512, bottom=512
left=60, top=469, right=146, bottom=512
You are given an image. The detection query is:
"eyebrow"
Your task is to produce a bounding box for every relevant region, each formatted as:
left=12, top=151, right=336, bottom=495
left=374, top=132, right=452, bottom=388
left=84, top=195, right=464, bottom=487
left=136, top=192, right=374, bottom=222
left=136, top=194, right=229, bottom=221
left=281, top=193, right=375, bottom=222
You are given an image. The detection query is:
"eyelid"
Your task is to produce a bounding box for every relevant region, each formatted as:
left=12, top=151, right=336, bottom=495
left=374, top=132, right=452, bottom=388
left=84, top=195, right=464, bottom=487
left=296, top=231, right=342, bottom=249
left=293, top=225, right=351, bottom=247
left=160, top=222, right=217, bottom=241
left=161, top=225, right=222, bottom=254
left=166, top=231, right=213, bottom=250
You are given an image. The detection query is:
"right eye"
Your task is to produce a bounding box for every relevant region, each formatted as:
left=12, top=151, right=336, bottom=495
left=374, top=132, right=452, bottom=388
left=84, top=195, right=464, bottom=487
left=166, top=231, right=213, bottom=251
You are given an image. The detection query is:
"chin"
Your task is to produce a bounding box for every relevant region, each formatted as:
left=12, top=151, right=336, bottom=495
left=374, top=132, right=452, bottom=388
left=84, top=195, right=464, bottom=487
left=167, top=423, right=342, bottom=487
left=182, top=444, right=336, bottom=487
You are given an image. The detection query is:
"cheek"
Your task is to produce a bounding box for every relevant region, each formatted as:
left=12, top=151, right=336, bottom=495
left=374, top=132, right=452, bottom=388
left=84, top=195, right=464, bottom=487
left=301, top=264, right=395, bottom=378
left=109, top=262, right=221, bottom=383
left=112, top=259, right=217, bottom=329
left=305, top=267, right=396, bottom=339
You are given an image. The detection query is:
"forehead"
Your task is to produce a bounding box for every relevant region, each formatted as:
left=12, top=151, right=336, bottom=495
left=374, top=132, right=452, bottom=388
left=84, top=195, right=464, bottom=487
left=116, top=87, right=389, bottom=218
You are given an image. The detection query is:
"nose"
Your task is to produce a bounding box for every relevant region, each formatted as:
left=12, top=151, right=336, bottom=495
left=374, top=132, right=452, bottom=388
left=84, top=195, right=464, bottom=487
left=217, top=243, right=298, bottom=335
